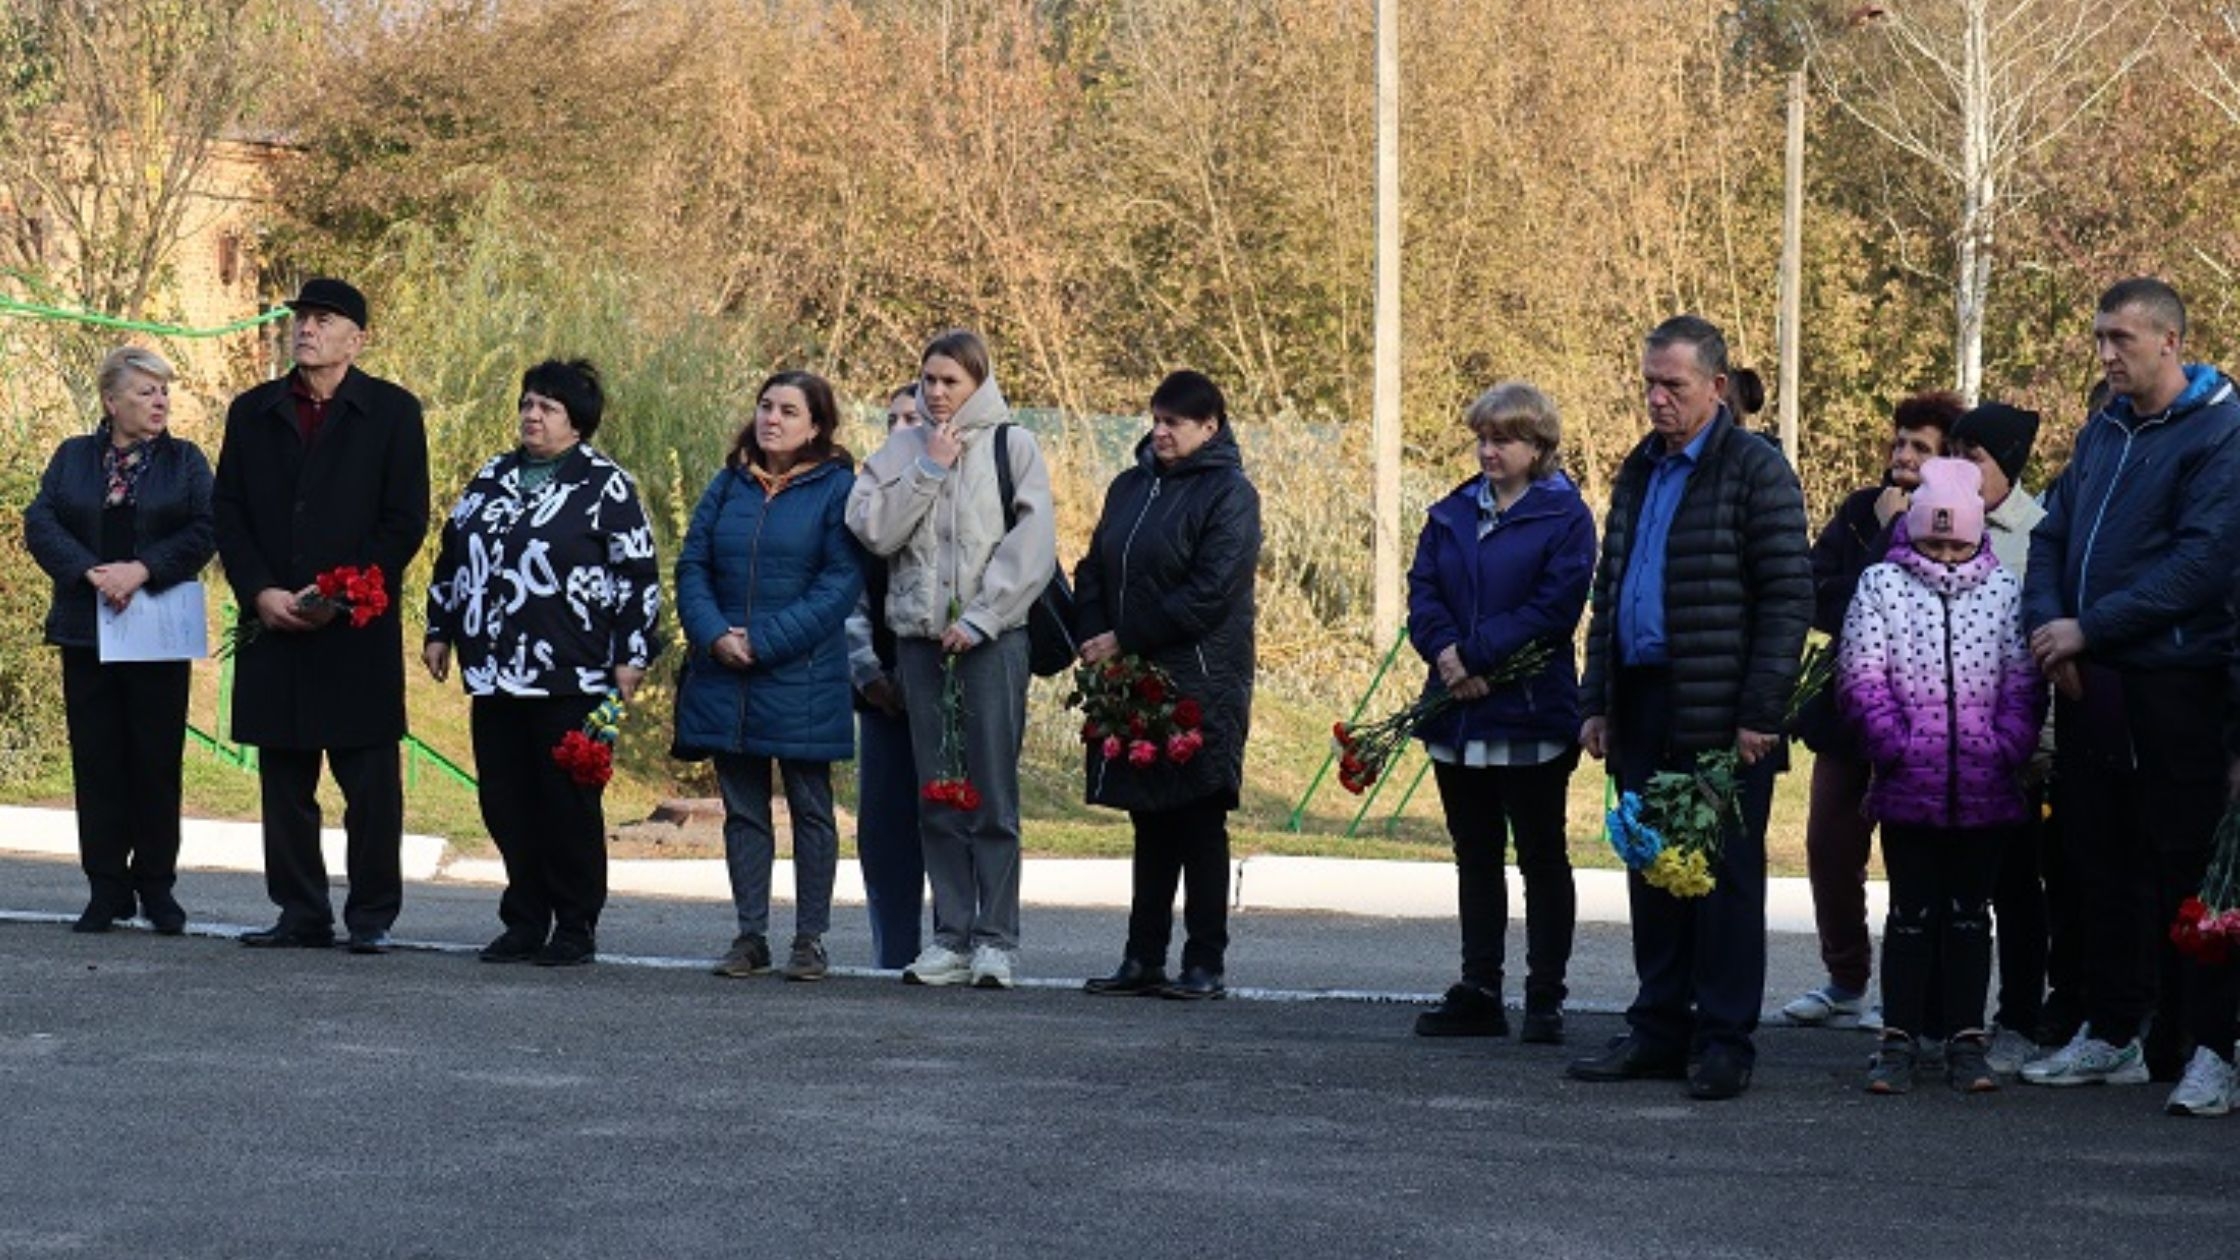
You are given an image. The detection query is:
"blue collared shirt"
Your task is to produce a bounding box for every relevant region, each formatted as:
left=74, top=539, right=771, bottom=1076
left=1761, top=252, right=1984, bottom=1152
left=1618, top=419, right=1715, bottom=666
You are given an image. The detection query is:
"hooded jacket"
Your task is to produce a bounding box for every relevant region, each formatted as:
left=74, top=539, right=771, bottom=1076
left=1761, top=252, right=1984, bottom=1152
left=1073, top=426, right=1261, bottom=813
left=2022, top=365, right=2240, bottom=672
left=1405, top=471, right=1595, bottom=749
left=672, top=454, right=864, bottom=761
left=1840, top=540, right=2044, bottom=829
left=846, top=376, right=1058, bottom=643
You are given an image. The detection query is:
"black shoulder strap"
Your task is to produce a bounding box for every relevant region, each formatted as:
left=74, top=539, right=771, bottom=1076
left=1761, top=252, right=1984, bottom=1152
left=994, top=423, right=1018, bottom=531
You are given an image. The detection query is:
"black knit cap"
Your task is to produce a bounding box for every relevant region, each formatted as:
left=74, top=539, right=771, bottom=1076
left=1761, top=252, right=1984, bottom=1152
left=1949, top=401, right=2040, bottom=483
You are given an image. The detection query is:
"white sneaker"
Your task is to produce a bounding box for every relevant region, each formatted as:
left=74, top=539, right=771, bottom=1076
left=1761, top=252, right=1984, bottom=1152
left=903, top=944, right=973, bottom=987
left=1781, top=986, right=1867, bottom=1029
left=2166, top=1047, right=2237, bottom=1117
left=2020, top=1032, right=2149, bottom=1087
left=1984, top=1025, right=2041, bottom=1076
left=969, top=944, right=1015, bottom=990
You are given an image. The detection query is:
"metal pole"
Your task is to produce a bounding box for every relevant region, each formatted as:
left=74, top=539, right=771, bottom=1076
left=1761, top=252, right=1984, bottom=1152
left=1371, top=0, right=1404, bottom=644
left=1777, top=68, right=1805, bottom=467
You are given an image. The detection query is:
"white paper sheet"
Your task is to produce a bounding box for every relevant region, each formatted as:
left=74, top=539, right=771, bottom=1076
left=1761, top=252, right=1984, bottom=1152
left=96, top=580, right=208, bottom=662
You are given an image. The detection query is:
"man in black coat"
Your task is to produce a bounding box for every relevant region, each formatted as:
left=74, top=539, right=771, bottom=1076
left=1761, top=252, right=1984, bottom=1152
left=213, top=278, right=430, bottom=952
left=1566, top=314, right=1812, bottom=1100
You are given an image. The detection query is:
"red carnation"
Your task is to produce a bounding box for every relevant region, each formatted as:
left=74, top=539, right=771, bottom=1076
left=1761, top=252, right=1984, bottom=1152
left=1165, top=731, right=1202, bottom=764
left=1135, top=674, right=1167, bottom=704
left=1173, top=699, right=1202, bottom=730
left=1127, top=739, right=1158, bottom=768
left=955, top=783, right=983, bottom=811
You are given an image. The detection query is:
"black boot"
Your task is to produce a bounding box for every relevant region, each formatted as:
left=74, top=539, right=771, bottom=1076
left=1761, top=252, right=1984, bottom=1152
left=140, top=889, right=187, bottom=936
left=1414, top=982, right=1507, bottom=1037
left=1083, top=958, right=1169, bottom=996
left=72, top=886, right=135, bottom=934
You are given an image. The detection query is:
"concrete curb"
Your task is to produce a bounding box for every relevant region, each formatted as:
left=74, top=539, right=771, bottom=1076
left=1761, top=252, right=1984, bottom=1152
left=0, top=804, right=1882, bottom=929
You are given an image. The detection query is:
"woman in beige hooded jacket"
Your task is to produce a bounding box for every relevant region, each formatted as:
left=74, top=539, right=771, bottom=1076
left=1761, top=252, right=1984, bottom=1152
left=847, top=330, right=1057, bottom=988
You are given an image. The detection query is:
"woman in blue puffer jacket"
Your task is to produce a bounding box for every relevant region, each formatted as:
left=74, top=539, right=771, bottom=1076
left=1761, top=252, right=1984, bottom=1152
left=674, top=370, right=864, bottom=983
left=1404, top=381, right=1597, bottom=1044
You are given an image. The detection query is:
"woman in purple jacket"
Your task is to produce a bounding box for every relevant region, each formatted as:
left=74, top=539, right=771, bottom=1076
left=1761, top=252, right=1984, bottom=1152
left=1840, top=458, right=2045, bottom=1095
left=1405, top=382, right=1596, bottom=1044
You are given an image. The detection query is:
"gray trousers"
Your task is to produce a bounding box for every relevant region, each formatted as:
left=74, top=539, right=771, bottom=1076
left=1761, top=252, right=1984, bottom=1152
left=897, top=631, right=1028, bottom=952
left=714, top=754, right=838, bottom=939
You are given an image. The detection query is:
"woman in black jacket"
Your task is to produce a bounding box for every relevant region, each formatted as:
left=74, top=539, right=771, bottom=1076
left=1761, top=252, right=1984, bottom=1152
left=24, top=346, right=216, bottom=933
left=1074, top=371, right=1262, bottom=1000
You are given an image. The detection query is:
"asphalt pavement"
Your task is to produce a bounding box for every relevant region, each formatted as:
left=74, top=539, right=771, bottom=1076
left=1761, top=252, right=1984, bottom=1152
left=3, top=852, right=2236, bottom=1258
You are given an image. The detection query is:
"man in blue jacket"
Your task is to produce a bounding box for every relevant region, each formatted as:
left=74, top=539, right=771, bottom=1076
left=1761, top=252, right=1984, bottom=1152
left=2019, top=278, right=2240, bottom=1117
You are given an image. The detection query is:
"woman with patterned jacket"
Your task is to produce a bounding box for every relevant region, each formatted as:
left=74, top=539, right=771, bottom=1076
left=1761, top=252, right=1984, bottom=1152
left=1838, top=457, right=2045, bottom=1095
left=424, top=359, right=662, bottom=968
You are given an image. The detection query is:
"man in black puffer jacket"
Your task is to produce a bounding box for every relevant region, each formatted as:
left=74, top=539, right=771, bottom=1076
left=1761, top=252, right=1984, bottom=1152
left=1567, top=315, right=1812, bottom=1101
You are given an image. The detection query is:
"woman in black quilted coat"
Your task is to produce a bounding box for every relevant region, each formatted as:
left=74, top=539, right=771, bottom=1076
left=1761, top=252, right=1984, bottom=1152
left=1073, top=371, right=1262, bottom=1001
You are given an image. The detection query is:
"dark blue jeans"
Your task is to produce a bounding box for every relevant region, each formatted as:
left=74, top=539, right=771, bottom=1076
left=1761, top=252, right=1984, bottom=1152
left=855, top=704, right=924, bottom=968
left=1612, top=667, right=1774, bottom=1065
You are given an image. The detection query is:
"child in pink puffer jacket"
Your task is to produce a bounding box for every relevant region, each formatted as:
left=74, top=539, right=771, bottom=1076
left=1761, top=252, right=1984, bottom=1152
left=1838, top=457, right=2047, bottom=1095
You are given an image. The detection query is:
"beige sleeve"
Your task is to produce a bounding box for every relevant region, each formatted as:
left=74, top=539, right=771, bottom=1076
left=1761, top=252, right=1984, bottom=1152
left=959, top=427, right=1059, bottom=640
left=846, top=426, right=941, bottom=558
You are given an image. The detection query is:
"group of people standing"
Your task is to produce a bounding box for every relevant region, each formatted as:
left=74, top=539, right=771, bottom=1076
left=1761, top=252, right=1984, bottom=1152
left=26, top=281, right=1261, bottom=1004
left=29, top=272, right=2240, bottom=1118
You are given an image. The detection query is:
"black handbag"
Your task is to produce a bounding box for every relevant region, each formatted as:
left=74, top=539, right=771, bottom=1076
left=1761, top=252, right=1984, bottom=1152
left=992, top=423, right=1078, bottom=677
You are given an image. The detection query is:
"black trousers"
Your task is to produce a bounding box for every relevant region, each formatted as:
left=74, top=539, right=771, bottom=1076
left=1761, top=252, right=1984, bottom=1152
left=1881, top=824, right=2008, bottom=1041
left=1431, top=750, right=1579, bottom=1009
left=1989, top=789, right=2087, bottom=1039
left=1124, top=796, right=1231, bottom=973
left=2055, top=671, right=2238, bottom=1063
left=258, top=742, right=403, bottom=937
left=60, top=648, right=191, bottom=904
left=1611, top=667, right=1774, bottom=1064
left=471, top=695, right=608, bottom=941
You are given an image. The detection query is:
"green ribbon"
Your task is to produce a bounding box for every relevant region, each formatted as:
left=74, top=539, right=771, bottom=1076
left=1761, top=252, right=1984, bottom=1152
left=0, top=294, right=289, bottom=338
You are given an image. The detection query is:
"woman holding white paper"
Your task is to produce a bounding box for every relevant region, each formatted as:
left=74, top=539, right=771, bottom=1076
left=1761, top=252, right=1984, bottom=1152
left=24, top=346, right=216, bottom=934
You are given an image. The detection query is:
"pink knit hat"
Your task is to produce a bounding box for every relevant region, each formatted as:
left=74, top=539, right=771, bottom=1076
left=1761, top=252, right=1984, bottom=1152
left=1907, top=457, right=1984, bottom=547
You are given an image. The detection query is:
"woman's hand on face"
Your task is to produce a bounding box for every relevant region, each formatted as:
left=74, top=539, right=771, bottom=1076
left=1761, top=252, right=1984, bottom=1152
left=711, top=628, right=753, bottom=670
left=422, top=641, right=451, bottom=683
left=940, top=622, right=978, bottom=655
left=926, top=421, right=963, bottom=469
left=613, top=665, right=646, bottom=703
left=1079, top=632, right=1119, bottom=665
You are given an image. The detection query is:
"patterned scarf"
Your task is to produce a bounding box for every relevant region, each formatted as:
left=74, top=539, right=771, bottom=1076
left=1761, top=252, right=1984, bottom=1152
left=100, top=423, right=153, bottom=508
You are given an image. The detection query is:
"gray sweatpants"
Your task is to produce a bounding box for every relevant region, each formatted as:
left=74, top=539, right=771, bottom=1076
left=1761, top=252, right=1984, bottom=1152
left=897, top=630, right=1028, bottom=952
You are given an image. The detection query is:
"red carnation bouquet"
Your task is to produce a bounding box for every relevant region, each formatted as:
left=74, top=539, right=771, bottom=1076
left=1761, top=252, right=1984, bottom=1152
left=218, top=563, right=391, bottom=658
left=2172, top=805, right=2240, bottom=964
left=552, top=690, right=626, bottom=788
left=1331, top=640, right=1556, bottom=794
left=1066, top=654, right=1206, bottom=768
left=922, top=601, right=982, bottom=811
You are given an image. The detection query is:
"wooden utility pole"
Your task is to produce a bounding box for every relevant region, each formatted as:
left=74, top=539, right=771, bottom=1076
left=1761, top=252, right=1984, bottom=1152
left=1372, top=0, right=1402, bottom=646
left=1776, top=68, right=1804, bottom=467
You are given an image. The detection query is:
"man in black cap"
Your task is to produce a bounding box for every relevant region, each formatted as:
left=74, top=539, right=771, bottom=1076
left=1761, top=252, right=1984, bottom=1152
left=213, top=278, right=429, bottom=953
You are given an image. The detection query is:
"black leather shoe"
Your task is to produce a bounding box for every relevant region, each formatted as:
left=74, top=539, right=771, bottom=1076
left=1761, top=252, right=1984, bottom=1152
left=1161, top=966, right=1226, bottom=1000
left=1414, top=983, right=1508, bottom=1037
left=1566, top=1034, right=1687, bottom=1083
left=536, top=934, right=596, bottom=967
left=141, top=891, right=187, bottom=936
left=72, top=894, right=135, bottom=934
left=1519, top=1008, right=1566, bottom=1046
left=1686, top=1047, right=1753, bottom=1101
left=1083, top=959, right=1168, bottom=996
left=346, top=931, right=395, bottom=956
left=479, top=930, right=544, bottom=964
left=241, top=923, right=336, bottom=949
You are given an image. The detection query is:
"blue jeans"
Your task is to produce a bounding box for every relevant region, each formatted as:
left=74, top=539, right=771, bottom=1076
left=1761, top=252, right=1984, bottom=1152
left=856, top=704, right=925, bottom=967
left=715, top=755, right=838, bottom=939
